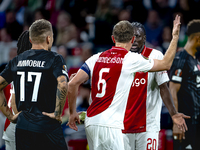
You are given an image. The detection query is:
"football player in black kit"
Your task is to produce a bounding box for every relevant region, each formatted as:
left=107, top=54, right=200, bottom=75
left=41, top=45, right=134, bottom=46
left=0, top=19, right=69, bottom=150
left=169, top=19, right=200, bottom=150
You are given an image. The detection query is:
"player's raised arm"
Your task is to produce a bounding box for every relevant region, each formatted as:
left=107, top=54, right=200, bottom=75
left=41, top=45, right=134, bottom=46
left=149, top=15, right=181, bottom=72
left=0, top=76, right=19, bottom=123
left=68, top=69, right=89, bottom=131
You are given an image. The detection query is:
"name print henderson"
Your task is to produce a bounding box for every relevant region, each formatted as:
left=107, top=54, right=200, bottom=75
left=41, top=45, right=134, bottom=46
left=96, top=56, right=124, bottom=64
left=17, top=60, right=45, bottom=67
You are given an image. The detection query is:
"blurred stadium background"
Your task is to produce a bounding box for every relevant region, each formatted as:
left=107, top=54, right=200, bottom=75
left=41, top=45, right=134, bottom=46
left=0, top=0, right=200, bottom=149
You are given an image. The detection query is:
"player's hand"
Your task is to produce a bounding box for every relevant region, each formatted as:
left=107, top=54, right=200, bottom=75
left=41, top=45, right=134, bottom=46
left=69, top=73, right=76, bottom=81
left=42, top=112, right=62, bottom=123
left=171, top=113, right=190, bottom=132
left=173, top=124, right=185, bottom=141
left=172, top=15, right=181, bottom=38
left=10, top=111, right=21, bottom=123
left=67, top=112, right=81, bottom=131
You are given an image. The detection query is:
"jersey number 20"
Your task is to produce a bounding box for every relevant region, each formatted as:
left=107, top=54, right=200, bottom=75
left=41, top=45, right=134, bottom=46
left=17, top=71, right=42, bottom=102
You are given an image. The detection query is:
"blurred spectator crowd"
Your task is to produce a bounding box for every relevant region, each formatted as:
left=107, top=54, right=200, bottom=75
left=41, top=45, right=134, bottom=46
left=0, top=0, right=200, bottom=149
left=1, top=0, right=200, bottom=69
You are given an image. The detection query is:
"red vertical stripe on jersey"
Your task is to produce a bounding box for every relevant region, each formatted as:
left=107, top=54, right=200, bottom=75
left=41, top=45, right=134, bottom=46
left=123, top=46, right=153, bottom=133
left=87, top=47, right=128, bottom=117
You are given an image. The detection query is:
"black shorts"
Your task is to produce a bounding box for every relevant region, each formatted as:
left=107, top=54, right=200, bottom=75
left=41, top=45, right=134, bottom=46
left=173, top=119, right=200, bottom=150
left=16, top=127, right=68, bottom=150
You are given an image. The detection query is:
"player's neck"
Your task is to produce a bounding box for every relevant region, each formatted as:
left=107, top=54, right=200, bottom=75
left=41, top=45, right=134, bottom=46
left=31, top=44, right=48, bottom=51
left=115, top=43, right=131, bottom=51
left=184, top=41, right=197, bottom=58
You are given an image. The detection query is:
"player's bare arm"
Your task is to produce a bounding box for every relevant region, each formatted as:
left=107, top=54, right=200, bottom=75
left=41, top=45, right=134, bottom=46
left=11, top=93, right=18, bottom=114
left=159, top=82, right=190, bottom=133
left=43, top=75, right=68, bottom=122
left=169, top=81, right=187, bottom=141
left=68, top=69, right=89, bottom=131
left=0, top=76, right=19, bottom=123
left=149, top=15, right=181, bottom=72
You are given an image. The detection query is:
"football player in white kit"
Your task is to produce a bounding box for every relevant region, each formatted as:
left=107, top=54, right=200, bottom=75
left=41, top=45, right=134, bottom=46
left=122, top=22, right=190, bottom=150
left=67, top=16, right=183, bottom=150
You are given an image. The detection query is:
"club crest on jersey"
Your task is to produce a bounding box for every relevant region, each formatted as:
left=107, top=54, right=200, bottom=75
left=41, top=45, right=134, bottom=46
left=142, top=55, right=149, bottom=60
left=63, top=65, right=67, bottom=71
left=62, top=65, right=68, bottom=77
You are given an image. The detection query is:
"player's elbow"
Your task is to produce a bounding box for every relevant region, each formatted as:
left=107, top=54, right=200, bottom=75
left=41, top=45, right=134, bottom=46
left=165, top=64, right=171, bottom=71
left=59, top=82, right=68, bottom=91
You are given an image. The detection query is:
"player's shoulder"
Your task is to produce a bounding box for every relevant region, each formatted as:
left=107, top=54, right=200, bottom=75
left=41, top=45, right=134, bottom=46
left=149, top=48, right=164, bottom=59
left=174, top=49, right=188, bottom=60
left=87, top=52, right=102, bottom=62
left=48, top=51, right=64, bottom=61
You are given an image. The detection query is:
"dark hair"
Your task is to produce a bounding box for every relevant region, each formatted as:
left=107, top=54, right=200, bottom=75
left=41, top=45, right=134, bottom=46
left=112, top=20, right=134, bottom=43
left=34, top=8, right=51, bottom=20
left=131, top=22, right=146, bottom=36
left=29, top=19, right=52, bottom=44
left=186, top=19, right=200, bottom=36
left=17, top=30, right=32, bottom=55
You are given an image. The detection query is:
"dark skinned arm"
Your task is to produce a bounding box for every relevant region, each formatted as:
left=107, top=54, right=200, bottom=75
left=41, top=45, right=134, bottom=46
left=159, top=82, right=190, bottom=133
left=0, top=76, right=19, bottom=123
left=11, top=93, right=18, bottom=114
left=169, top=81, right=187, bottom=141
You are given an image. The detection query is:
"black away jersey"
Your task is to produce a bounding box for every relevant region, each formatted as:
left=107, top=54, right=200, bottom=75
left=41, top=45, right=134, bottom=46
left=0, top=49, right=69, bottom=133
left=170, top=50, right=200, bottom=121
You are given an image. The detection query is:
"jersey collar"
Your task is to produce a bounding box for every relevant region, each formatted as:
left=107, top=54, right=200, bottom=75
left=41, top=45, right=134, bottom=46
left=111, top=46, right=128, bottom=51
left=141, top=45, right=153, bottom=58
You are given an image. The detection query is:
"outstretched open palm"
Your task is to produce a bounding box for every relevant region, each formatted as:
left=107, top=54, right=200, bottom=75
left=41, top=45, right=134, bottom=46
left=172, top=15, right=181, bottom=38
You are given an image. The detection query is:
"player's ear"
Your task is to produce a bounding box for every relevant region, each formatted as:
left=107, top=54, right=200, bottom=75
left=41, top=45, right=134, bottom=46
left=46, top=36, right=50, bottom=44
left=111, top=35, right=115, bottom=43
left=143, top=35, right=146, bottom=42
left=29, top=38, right=32, bottom=44
left=196, top=35, right=200, bottom=44
left=131, top=36, right=135, bottom=43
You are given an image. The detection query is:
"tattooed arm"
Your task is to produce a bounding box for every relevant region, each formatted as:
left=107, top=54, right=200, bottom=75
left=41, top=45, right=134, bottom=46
left=54, top=75, right=68, bottom=119
left=0, top=76, right=18, bottom=123
left=43, top=75, right=68, bottom=122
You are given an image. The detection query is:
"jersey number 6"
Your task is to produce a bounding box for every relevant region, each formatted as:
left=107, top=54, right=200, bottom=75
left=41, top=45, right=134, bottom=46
left=96, top=68, right=110, bottom=98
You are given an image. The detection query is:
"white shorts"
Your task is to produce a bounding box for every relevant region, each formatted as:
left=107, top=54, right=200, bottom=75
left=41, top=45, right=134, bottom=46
left=85, top=125, right=124, bottom=150
left=123, top=132, right=159, bottom=150
left=2, top=122, right=16, bottom=150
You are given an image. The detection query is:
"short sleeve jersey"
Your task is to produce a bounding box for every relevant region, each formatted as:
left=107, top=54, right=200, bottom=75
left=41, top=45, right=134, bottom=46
left=123, top=46, right=169, bottom=133
left=81, top=46, right=154, bottom=129
left=169, top=50, right=200, bottom=119
left=0, top=49, right=69, bottom=133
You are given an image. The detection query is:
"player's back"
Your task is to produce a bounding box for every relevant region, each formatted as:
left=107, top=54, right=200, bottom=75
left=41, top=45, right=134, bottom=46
left=10, top=49, right=64, bottom=133
left=84, top=46, right=154, bottom=129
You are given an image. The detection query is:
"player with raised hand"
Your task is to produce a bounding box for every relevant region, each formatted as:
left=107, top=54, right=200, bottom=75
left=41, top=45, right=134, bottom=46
left=122, top=20, right=190, bottom=150
left=67, top=15, right=181, bottom=150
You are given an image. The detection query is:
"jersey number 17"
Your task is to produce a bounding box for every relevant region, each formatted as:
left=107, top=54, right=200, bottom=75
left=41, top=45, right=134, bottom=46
left=17, top=71, right=42, bottom=102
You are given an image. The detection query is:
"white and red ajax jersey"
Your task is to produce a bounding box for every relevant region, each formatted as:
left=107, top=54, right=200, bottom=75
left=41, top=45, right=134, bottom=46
left=82, top=46, right=154, bottom=129
left=122, top=46, right=169, bottom=133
